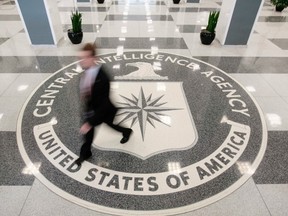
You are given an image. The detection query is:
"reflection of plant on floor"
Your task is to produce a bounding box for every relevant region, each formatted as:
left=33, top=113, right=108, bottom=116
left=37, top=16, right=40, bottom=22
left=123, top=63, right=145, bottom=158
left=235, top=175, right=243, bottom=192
left=271, top=0, right=288, bottom=12
left=265, top=16, right=287, bottom=22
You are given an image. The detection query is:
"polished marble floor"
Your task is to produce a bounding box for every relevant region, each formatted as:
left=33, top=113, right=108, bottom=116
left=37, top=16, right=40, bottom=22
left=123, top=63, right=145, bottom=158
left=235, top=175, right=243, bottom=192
left=1, top=0, right=288, bottom=215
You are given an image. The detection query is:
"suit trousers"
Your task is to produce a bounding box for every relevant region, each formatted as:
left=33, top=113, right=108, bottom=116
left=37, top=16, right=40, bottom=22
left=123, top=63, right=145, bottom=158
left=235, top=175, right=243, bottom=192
left=79, top=118, right=130, bottom=159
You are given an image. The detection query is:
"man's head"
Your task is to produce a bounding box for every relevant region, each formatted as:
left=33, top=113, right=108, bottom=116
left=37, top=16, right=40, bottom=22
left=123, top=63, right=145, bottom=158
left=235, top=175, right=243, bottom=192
left=79, top=43, right=97, bottom=69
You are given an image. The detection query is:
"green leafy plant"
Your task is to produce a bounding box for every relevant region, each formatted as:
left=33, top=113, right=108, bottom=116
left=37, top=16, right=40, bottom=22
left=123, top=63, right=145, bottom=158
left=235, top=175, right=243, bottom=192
left=271, top=0, right=288, bottom=8
left=206, top=11, right=220, bottom=33
left=71, top=10, right=82, bottom=33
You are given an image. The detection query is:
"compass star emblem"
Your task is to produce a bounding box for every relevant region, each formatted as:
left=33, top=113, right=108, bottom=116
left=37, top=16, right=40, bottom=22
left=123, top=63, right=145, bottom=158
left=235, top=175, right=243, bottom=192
left=116, top=87, right=182, bottom=140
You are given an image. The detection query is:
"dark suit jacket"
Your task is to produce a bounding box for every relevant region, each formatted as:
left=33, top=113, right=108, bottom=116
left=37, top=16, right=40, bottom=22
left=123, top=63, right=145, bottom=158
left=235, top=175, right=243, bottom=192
left=83, top=65, right=117, bottom=126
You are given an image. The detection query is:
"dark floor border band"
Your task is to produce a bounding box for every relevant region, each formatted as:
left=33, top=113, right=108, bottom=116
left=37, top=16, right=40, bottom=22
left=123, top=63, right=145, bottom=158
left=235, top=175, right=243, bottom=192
left=2, top=56, right=288, bottom=74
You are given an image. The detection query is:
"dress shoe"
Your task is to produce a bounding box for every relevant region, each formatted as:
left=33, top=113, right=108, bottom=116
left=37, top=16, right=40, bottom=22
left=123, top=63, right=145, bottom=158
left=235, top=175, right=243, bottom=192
left=120, top=129, right=133, bottom=144
left=75, top=157, right=84, bottom=166
left=75, top=152, right=92, bottom=166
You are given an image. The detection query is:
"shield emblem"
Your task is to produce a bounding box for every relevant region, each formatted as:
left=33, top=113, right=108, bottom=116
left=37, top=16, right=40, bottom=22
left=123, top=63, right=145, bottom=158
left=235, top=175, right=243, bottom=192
left=93, top=82, right=198, bottom=159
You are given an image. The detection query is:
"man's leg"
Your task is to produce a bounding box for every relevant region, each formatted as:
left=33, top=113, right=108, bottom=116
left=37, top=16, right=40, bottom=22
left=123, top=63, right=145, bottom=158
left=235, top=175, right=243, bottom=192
left=105, top=120, right=132, bottom=144
left=75, top=128, right=94, bottom=165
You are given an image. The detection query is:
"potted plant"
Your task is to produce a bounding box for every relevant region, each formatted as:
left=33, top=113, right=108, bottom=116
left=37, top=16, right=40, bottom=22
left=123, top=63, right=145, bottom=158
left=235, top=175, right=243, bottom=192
left=68, top=10, right=83, bottom=44
left=271, top=0, right=288, bottom=12
left=200, top=11, right=220, bottom=45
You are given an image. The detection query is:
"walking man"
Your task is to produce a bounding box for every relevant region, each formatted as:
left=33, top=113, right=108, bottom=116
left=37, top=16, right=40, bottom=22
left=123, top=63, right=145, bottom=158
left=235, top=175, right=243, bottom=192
left=75, top=43, right=132, bottom=165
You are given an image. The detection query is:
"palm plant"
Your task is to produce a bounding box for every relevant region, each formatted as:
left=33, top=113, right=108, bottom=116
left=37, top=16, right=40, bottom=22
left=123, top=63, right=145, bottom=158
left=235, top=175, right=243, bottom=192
left=200, top=11, right=220, bottom=45
left=271, top=0, right=288, bottom=8
left=71, top=10, right=82, bottom=33
left=68, top=9, right=83, bottom=44
left=271, top=0, right=288, bottom=11
left=206, top=11, right=220, bottom=33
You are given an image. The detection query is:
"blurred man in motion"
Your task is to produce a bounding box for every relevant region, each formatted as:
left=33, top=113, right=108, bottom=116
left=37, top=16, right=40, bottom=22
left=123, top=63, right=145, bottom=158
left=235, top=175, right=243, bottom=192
left=75, top=43, right=132, bottom=166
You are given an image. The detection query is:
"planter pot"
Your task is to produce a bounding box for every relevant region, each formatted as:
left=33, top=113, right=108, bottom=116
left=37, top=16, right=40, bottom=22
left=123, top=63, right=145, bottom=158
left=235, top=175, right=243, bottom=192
left=275, top=5, right=285, bottom=12
left=173, top=0, right=181, bottom=4
left=200, top=29, right=215, bottom=45
left=68, top=29, right=83, bottom=44
left=97, top=0, right=104, bottom=3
